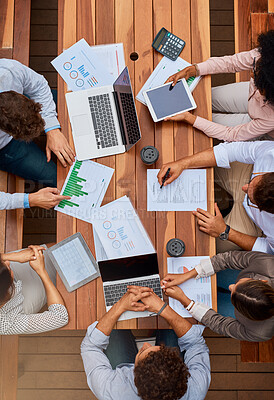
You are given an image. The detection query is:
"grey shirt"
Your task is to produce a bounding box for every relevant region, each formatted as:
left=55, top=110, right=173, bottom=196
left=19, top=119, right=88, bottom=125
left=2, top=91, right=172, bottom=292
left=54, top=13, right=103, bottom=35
left=81, top=322, right=211, bottom=400
left=0, top=59, right=60, bottom=149
left=189, top=251, right=274, bottom=342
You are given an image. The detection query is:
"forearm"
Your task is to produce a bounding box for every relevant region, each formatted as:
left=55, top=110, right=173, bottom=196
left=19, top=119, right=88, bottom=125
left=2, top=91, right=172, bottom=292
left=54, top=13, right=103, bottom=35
left=161, top=305, right=192, bottom=337
left=228, top=228, right=257, bottom=251
left=96, top=302, right=124, bottom=336
left=178, top=148, right=216, bottom=169
left=39, top=271, right=65, bottom=306
left=2, top=252, right=21, bottom=262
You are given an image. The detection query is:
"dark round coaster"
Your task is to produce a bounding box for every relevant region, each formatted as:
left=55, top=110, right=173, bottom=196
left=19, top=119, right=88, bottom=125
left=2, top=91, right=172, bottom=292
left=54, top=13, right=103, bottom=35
left=140, top=146, right=159, bottom=165
left=166, top=238, right=185, bottom=257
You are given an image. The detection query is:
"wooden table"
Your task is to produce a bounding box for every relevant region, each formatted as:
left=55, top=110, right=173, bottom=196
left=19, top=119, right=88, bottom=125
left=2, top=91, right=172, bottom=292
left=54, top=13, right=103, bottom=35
left=57, top=0, right=216, bottom=330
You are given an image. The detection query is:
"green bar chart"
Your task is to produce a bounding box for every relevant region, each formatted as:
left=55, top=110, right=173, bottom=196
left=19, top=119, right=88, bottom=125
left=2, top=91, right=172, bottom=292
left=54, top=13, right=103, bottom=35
left=58, top=160, right=88, bottom=209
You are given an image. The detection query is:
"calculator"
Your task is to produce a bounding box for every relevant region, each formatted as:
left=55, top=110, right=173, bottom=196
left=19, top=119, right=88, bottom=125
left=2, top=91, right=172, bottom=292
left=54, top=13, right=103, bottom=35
left=152, top=27, right=185, bottom=61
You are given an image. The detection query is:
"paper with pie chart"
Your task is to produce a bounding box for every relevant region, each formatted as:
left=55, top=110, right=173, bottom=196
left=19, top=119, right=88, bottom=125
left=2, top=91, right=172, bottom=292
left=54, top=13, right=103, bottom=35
left=92, top=196, right=155, bottom=260
left=55, top=160, right=114, bottom=223
left=51, top=38, right=113, bottom=91
left=147, top=169, right=207, bottom=211
left=167, top=256, right=212, bottom=317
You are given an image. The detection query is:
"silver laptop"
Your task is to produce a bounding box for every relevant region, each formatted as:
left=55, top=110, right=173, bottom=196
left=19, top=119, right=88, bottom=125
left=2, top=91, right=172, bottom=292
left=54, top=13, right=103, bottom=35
left=98, top=253, right=163, bottom=321
left=65, top=67, right=141, bottom=161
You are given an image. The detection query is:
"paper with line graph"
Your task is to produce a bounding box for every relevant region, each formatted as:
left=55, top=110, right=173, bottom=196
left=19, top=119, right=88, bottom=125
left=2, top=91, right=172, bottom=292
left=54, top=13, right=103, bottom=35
left=167, top=256, right=212, bottom=317
left=51, top=38, right=113, bottom=91
left=55, top=160, right=114, bottom=223
left=147, top=169, right=207, bottom=211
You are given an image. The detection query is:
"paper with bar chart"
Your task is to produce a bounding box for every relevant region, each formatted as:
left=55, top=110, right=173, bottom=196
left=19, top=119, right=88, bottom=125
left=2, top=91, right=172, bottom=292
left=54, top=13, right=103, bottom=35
left=51, top=38, right=113, bottom=91
left=92, top=196, right=155, bottom=259
left=167, top=256, right=212, bottom=317
left=55, top=160, right=114, bottom=223
left=147, top=169, right=207, bottom=211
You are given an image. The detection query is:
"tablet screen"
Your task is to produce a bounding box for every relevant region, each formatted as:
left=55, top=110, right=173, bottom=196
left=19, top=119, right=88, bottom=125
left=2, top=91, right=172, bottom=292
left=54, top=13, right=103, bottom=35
left=52, top=237, right=97, bottom=286
left=146, top=81, right=193, bottom=120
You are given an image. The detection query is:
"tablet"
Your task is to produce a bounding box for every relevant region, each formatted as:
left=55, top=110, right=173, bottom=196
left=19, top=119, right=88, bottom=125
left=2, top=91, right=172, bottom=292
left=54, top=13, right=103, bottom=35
left=143, top=79, right=196, bottom=122
left=46, top=233, right=100, bottom=292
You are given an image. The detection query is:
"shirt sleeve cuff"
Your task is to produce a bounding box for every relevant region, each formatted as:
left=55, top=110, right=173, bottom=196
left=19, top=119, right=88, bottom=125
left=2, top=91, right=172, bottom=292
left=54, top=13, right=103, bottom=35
left=195, top=258, right=214, bottom=278
left=86, top=321, right=110, bottom=350
left=23, top=193, right=30, bottom=208
left=178, top=324, right=205, bottom=352
left=196, top=61, right=209, bottom=76
left=252, top=237, right=272, bottom=254
left=188, top=302, right=211, bottom=322
left=44, top=124, right=61, bottom=133
left=213, top=143, right=232, bottom=168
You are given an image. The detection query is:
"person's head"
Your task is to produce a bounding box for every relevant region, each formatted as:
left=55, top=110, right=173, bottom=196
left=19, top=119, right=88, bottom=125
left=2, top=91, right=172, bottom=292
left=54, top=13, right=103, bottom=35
left=134, top=343, right=190, bottom=400
left=229, top=278, right=274, bottom=321
left=254, top=30, right=274, bottom=104
left=0, top=256, right=14, bottom=306
left=0, top=91, right=45, bottom=141
left=242, top=173, right=274, bottom=214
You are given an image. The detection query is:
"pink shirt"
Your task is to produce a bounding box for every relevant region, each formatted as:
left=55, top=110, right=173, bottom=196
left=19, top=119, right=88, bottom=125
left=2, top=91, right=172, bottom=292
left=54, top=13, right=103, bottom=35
left=193, top=49, right=274, bottom=142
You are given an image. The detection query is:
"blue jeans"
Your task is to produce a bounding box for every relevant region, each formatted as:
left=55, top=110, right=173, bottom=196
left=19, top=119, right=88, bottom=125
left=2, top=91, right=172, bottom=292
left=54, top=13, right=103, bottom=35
left=0, top=139, right=57, bottom=187
left=105, top=329, right=180, bottom=369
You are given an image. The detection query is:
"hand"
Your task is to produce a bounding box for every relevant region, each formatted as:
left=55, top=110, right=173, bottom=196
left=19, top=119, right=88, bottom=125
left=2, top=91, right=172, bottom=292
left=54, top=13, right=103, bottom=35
left=29, top=187, right=71, bottom=209
left=117, top=289, right=152, bottom=313
left=164, top=286, right=185, bottom=302
left=127, top=286, right=164, bottom=314
left=157, top=160, right=185, bottom=186
left=164, top=111, right=197, bottom=125
left=29, top=245, right=46, bottom=276
left=165, top=65, right=197, bottom=86
left=3, top=246, right=45, bottom=263
left=161, top=274, right=186, bottom=289
left=46, top=129, right=75, bottom=167
left=193, top=203, right=226, bottom=238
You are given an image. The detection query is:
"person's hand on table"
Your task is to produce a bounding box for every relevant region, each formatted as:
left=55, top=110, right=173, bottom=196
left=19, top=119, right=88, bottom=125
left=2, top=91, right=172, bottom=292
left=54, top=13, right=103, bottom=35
left=193, top=203, right=226, bottom=238
left=29, top=187, right=71, bottom=209
left=164, top=111, right=197, bottom=125
left=2, top=246, right=45, bottom=263
left=164, top=286, right=192, bottom=308
left=46, top=128, right=75, bottom=167
left=127, top=286, right=164, bottom=314
left=165, top=65, right=197, bottom=87
left=161, top=273, right=187, bottom=289
left=157, top=160, right=185, bottom=186
left=117, top=288, right=152, bottom=313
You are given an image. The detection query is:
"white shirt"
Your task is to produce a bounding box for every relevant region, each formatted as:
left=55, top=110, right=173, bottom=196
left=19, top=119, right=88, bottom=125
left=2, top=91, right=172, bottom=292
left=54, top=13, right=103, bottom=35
left=213, top=141, right=274, bottom=254
left=0, top=59, right=60, bottom=149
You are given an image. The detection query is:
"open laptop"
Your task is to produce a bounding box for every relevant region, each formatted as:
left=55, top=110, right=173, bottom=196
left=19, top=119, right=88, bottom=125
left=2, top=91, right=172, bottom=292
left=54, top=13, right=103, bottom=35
left=65, top=67, right=141, bottom=161
left=98, top=253, right=163, bottom=321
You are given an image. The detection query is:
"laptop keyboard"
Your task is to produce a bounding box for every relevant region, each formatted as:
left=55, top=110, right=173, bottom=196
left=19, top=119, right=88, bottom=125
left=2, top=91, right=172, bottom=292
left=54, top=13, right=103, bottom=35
left=88, top=94, right=119, bottom=149
left=119, top=92, right=141, bottom=144
left=104, top=277, right=163, bottom=307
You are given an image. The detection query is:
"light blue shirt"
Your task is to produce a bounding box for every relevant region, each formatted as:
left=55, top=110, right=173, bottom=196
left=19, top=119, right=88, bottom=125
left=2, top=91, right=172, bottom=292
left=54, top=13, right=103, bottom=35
left=0, top=59, right=60, bottom=150
left=214, top=141, right=274, bottom=254
left=81, top=322, right=211, bottom=400
left=0, top=191, right=29, bottom=210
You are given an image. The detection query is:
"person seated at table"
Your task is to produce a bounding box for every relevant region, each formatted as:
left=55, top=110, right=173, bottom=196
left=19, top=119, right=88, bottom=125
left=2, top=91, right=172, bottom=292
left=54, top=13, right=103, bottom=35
left=81, top=286, right=210, bottom=400
left=161, top=250, right=274, bottom=342
left=0, top=59, right=75, bottom=187
left=158, top=140, right=274, bottom=254
left=0, top=245, right=68, bottom=335
left=0, top=187, right=70, bottom=210
left=165, top=30, right=274, bottom=142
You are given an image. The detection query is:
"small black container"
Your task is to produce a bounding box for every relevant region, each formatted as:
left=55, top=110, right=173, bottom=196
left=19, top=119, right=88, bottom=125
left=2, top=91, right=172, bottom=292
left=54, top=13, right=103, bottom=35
left=140, top=146, right=159, bottom=165
left=166, top=238, right=185, bottom=257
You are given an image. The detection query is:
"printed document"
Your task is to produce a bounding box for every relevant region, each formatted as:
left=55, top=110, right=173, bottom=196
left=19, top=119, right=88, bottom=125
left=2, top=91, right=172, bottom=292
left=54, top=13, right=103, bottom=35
left=89, top=43, right=125, bottom=80
left=55, top=160, right=114, bottom=223
left=147, top=169, right=207, bottom=211
left=51, top=38, right=113, bottom=91
left=92, top=196, right=155, bottom=259
left=167, top=256, right=212, bottom=317
left=136, top=56, right=201, bottom=105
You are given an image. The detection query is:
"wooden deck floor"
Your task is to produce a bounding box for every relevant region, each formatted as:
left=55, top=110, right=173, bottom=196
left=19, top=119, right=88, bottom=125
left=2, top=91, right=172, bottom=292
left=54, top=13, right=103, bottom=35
left=17, top=328, right=274, bottom=400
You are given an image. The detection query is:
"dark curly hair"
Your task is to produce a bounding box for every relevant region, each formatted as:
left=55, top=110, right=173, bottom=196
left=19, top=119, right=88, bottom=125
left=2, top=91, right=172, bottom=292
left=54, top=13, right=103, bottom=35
left=253, top=172, right=274, bottom=214
left=255, top=30, right=274, bottom=105
left=134, top=345, right=190, bottom=400
left=0, top=255, right=14, bottom=306
left=231, top=279, right=274, bottom=321
left=0, top=91, right=45, bottom=141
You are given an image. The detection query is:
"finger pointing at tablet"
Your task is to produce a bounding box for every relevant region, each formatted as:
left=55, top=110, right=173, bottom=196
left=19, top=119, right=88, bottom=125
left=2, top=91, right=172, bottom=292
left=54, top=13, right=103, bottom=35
left=165, top=65, right=197, bottom=86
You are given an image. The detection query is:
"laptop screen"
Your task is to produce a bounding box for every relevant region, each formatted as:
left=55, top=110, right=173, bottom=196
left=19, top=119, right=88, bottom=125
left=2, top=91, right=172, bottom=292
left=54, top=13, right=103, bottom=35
left=113, top=67, right=141, bottom=151
left=98, top=253, right=159, bottom=283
